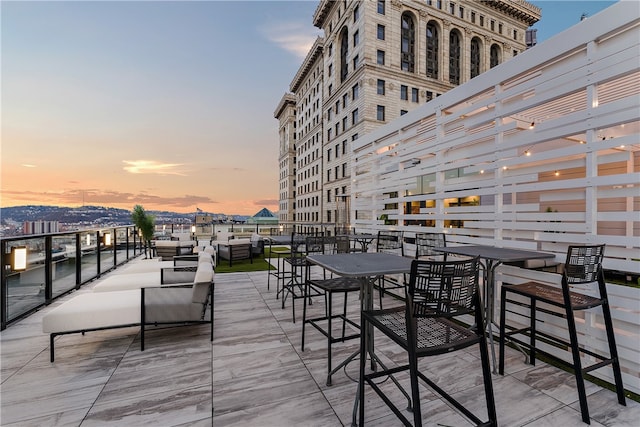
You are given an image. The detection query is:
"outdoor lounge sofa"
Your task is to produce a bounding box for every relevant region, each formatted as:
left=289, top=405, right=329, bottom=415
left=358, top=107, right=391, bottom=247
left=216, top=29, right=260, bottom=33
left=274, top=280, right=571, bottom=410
left=42, top=262, right=214, bottom=362
left=154, top=240, right=196, bottom=260
left=217, top=239, right=253, bottom=267
left=92, top=252, right=215, bottom=293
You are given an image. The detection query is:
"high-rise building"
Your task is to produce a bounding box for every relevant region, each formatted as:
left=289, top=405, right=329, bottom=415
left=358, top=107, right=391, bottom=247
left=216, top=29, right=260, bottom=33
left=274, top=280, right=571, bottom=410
left=275, top=0, right=540, bottom=231
left=274, top=93, right=297, bottom=224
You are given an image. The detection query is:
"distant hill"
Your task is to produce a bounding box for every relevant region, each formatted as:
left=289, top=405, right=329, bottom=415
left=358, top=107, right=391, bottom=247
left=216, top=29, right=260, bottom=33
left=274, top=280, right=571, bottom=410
left=0, top=205, right=243, bottom=226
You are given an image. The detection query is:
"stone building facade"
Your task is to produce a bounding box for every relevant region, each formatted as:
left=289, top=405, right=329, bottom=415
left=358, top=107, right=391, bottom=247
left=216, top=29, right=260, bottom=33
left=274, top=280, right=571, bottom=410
left=276, top=0, right=540, bottom=231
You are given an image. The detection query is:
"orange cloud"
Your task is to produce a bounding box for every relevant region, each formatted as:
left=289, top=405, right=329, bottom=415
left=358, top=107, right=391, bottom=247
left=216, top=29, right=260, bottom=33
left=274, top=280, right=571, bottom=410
left=123, top=160, right=186, bottom=175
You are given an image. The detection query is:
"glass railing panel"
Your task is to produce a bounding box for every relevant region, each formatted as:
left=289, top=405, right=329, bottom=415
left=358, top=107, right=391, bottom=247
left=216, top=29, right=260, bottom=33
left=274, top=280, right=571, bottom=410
left=99, top=230, right=115, bottom=275
left=80, top=231, right=98, bottom=283
left=114, top=228, right=130, bottom=263
left=51, top=234, right=77, bottom=297
left=5, top=238, right=46, bottom=322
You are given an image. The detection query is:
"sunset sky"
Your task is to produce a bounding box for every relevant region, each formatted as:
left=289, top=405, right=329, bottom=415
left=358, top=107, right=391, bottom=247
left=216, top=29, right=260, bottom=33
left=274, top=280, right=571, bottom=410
left=1, top=0, right=617, bottom=215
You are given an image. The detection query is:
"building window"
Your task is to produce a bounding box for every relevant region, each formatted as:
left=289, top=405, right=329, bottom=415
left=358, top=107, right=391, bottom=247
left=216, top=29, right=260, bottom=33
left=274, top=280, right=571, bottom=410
left=411, top=87, right=419, bottom=102
left=327, top=189, right=331, bottom=202
left=400, top=85, right=408, bottom=100
left=426, top=22, right=439, bottom=78
left=327, top=148, right=332, bottom=161
left=377, top=0, right=385, bottom=15
left=498, top=23, right=503, bottom=34
left=449, top=2, right=455, bottom=14
left=342, top=163, right=347, bottom=177
left=471, top=11, right=476, bottom=23
left=459, top=6, right=464, bottom=18
left=470, top=37, right=481, bottom=78
left=377, top=24, right=385, bottom=40
left=354, top=4, right=359, bottom=21
left=342, top=140, right=346, bottom=154
left=327, top=128, right=332, bottom=141
left=327, top=170, right=331, bottom=181
left=342, top=116, right=347, bottom=130
left=479, top=15, right=484, bottom=26
left=340, top=28, right=349, bottom=82
left=490, top=44, right=501, bottom=68
left=377, top=79, right=386, bottom=95
left=377, top=49, right=385, bottom=65
left=377, top=105, right=385, bottom=121
left=327, top=107, right=332, bottom=121
left=426, top=90, right=433, bottom=101
left=353, top=30, right=359, bottom=47
left=352, top=84, right=359, bottom=100
left=343, top=93, right=348, bottom=108
left=329, top=83, right=333, bottom=96
left=401, top=109, right=408, bottom=115
left=449, top=30, right=461, bottom=85
left=513, top=29, right=518, bottom=40
left=401, top=13, right=415, bottom=72
left=353, top=54, right=359, bottom=70
left=490, top=20, right=495, bottom=31
left=352, top=108, right=359, bottom=124
left=328, top=63, right=333, bottom=77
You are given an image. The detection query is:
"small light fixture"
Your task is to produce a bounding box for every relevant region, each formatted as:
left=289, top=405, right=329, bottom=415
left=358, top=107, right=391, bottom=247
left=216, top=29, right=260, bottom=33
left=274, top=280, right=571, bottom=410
left=11, top=246, right=28, bottom=271
left=191, top=225, right=196, bottom=234
left=529, top=122, right=535, bottom=129
left=554, top=170, right=560, bottom=176
left=102, top=232, right=112, bottom=246
left=503, top=166, right=508, bottom=170
left=86, top=234, right=91, bottom=246
left=524, top=149, right=531, bottom=156
left=480, top=169, right=485, bottom=174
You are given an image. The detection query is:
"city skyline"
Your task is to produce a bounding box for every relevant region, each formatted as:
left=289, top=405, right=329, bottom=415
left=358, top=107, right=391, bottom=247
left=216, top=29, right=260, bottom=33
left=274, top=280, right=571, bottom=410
left=1, top=0, right=617, bottom=215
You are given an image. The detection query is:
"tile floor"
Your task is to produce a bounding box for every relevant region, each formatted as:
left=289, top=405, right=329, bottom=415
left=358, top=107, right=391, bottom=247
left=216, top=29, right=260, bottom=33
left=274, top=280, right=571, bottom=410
left=1, top=259, right=638, bottom=426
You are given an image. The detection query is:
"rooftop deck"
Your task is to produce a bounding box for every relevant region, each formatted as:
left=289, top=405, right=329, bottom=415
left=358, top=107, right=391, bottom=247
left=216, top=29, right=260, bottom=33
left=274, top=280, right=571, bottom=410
left=1, top=260, right=638, bottom=426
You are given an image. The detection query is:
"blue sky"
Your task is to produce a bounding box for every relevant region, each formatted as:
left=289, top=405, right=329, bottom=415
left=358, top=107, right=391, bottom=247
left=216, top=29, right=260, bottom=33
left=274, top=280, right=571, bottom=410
left=1, top=0, right=619, bottom=215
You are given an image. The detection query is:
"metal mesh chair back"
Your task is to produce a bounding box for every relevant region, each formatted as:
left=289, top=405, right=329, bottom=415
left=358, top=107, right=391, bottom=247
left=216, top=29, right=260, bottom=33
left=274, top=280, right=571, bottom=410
left=334, top=235, right=351, bottom=254
left=415, top=232, right=446, bottom=258
left=376, top=230, right=404, bottom=255
left=407, top=257, right=480, bottom=318
left=305, top=236, right=325, bottom=256
left=564, top=244, right=605, bottom=285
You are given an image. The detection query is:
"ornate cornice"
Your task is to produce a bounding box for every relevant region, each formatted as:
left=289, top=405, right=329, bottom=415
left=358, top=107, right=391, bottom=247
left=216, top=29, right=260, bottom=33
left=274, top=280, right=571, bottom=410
left=479, top=0, right=541, bottom=27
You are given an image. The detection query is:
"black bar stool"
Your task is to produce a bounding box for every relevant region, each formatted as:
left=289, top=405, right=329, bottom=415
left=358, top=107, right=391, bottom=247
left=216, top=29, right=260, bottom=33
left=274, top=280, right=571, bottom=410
left=499, top=244, right=626, bottom=424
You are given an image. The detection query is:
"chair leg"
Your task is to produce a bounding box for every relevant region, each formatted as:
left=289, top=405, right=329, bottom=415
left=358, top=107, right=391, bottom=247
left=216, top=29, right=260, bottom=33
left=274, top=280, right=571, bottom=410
left=358, top=313, right=367, bottom=426
left=564, top=302, right=590, bottom=424
left=601, top=299, right=627, bottom=406
left=530, top=298, right=537, bottom=366
left=408, top=345, right=422, bottom=426
left=499, top=287, right=507, bottom=375
left=302, top=281, right=308, bottom=351
left=326, top=291, right=333, bottom=386
left=479, top=328, right=498, bottom=425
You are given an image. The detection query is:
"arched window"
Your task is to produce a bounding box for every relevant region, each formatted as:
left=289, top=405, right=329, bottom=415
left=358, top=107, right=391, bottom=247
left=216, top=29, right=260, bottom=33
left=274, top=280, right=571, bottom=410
left=426, top=21, right=439, bottom=78
left=449, top=30, right=461, bottom=85
left=470, top=37, right=481, bottom=78
left=401, top=13, right=415, bottom=72
left=340, top=28, right=349, bottom=82
left=490, top=44, right=501, bottom=68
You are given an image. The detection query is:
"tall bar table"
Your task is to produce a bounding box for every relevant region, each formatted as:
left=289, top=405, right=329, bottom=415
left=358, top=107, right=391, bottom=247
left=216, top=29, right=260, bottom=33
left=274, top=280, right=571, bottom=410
left=305, top=252, right=413, bottom=427
left=433, top=245, right=556, bottom=372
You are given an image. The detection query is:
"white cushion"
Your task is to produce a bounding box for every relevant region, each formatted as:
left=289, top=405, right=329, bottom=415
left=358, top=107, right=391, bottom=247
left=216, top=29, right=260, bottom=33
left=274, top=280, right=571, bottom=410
left=93, top=272, right=161, bottom=292
left=43, top=291, right=140, bottom=333
left=119, top=259, right=174, bottom=273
